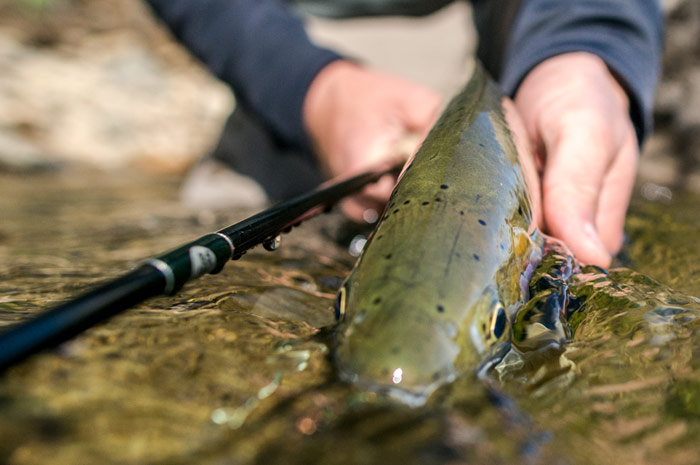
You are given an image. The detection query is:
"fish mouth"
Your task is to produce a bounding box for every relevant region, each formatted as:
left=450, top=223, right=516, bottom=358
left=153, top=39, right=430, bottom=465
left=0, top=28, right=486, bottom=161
left=333, top=309, right=464, bottom=406
left=334, top=330, right=511, bottom=406
left=336, top=364, right=455, bottom=407
left=336, top=340, right=511, bottom=406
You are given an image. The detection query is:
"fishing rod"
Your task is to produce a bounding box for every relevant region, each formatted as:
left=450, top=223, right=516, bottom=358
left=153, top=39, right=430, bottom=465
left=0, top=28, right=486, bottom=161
left=0, top=160, right=403, bottom=373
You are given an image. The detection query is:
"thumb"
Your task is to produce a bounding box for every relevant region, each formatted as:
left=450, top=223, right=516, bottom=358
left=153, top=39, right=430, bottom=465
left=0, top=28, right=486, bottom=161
left=541, top=128, right=613, bottom=267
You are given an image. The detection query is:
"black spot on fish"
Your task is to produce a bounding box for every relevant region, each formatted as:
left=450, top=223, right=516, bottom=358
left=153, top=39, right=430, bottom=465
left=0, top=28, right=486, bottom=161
left=478, top=219, right=486, bottom=226
left=473, top=254, right=480, bottom=261
left=476, top=194, right=482, bottom=202
left=376, top=235, right=384, bottom=240
left=373, top=297, right=382, bottom=305
left=440, top=184, right=449, bottom=190
left=459, top=210, right=464, bottom=215
left=393, top=209, right=400, bottom=214
left=479, top=143, right=485, bottom=148
left=435, top=198, right=442, bottom=202
left=432, top=372, right=441, bottom=381
left=385, top=253, right=392, bottom=260
left=518, top=206, right=523, bottom=216
left=403, top=200, right=411, bottom=205
left=422, top=201, right=430, bottom=206
left=500, top=243, right=506, bottom=250
left=391, top=346, right=401, bottom=355
left=436, top=305, right=445, bottom=313
left=389, top=202, right=395, bottom=208
left=455, top=252, right=461, bottom=258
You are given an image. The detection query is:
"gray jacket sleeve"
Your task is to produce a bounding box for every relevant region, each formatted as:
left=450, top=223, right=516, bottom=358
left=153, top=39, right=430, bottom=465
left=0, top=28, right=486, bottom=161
left=145, top=0, right=341, bottom=150
left=475, top=0, right=664, bottom=143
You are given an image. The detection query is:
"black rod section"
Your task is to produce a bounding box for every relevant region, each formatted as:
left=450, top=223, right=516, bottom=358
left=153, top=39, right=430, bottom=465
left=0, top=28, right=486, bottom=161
left=0, top=160, right=403, bottom=373
left=0, top=266, right=165, bottom=371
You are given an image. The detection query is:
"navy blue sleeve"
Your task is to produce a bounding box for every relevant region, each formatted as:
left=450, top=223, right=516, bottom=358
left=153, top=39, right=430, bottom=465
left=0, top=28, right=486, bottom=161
left=145, top=0, right=341, bottom=149
left=499, top=0, right=664, bottom=143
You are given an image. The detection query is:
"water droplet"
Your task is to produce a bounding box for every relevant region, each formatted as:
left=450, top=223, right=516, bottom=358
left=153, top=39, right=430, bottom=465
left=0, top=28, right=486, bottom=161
left=363, top=209, right=379, bottom=223
left=263, top=235, right=281, bottom=251
left=348, top=235, right=367, bottom=257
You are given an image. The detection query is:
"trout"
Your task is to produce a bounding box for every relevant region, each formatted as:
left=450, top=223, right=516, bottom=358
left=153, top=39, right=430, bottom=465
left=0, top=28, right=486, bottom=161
left=333, top=64, right=543, bottom=405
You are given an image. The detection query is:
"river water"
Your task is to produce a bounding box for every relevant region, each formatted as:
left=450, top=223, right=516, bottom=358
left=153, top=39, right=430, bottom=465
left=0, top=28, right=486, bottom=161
left=1, top=170, right=699, bottom=465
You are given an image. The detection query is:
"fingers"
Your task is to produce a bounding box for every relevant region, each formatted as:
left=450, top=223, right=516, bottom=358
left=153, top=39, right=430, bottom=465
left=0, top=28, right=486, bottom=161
left=340, top=197, right=378, bottom=224
left=340, top=177, right=394, bottom=223
left=363, top=173, right=397, bottom=202
left=541, top=126, right=614, bottom=267
left=540, top=116, right=638, bottom=267
left=595, top=130, right=638, bottom=253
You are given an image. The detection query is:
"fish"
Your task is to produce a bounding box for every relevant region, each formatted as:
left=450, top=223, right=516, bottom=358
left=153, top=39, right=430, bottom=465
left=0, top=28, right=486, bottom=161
left=333, top=64, right=544, bottom=405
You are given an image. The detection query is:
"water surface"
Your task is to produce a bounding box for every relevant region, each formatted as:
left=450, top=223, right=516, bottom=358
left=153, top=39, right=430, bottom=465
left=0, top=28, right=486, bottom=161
left=1, top=171, right=699, bottom=465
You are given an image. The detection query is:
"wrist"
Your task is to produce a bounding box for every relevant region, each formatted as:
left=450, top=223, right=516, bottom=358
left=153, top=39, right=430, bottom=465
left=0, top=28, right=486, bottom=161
left=516, top=52, right=630, bottom=110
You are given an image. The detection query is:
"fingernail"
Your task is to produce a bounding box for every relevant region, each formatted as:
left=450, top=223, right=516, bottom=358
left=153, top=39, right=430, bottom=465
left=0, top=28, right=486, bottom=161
left=583, top=222, right=612, bottom=261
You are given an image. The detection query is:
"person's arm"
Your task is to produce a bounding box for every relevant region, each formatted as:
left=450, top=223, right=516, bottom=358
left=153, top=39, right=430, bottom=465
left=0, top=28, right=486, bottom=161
left=146, top=0, right=441, bottom=222
left=499, top=0, right=663, bottom=143
left=474, top=0, right=663, bottom=267
left=145, top=0, right=341, bottom=150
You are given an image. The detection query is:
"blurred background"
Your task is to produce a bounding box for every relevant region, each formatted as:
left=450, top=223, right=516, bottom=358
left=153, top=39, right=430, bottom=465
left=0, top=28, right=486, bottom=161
left=0, top=0, right=232, bottom=174
left=0, top=4, right=699, bottom=464
left=0, top=0, right=698, bottom=193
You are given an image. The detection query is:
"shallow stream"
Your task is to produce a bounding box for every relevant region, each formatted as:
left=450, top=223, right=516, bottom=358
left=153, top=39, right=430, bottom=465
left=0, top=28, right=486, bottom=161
left=1, top=170, right=699, bottom=465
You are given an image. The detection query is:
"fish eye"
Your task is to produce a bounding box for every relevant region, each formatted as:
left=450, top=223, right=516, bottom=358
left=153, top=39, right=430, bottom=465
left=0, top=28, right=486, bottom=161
left=490, top=304, right=507, bottom=339
left=334, top=287, right=347, bottom=321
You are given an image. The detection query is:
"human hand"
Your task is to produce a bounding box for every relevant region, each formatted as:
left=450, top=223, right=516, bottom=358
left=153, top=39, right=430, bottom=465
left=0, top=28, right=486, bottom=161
left=303, top=60, right=442, bottom=222
left=514, top=52, right=639, bottom=268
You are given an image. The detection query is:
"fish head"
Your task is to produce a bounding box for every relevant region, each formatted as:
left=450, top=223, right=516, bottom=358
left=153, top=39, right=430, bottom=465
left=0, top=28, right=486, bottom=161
left=333, top=281, right=512, bottom=405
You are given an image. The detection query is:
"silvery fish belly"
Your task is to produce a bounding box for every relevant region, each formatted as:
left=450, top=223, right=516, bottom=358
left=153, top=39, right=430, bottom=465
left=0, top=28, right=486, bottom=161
left=333, top=64, right=543, bottom=405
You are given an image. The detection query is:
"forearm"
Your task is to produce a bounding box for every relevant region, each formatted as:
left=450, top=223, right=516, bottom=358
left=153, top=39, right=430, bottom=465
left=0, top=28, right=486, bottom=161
left=145, top=0, right=341, bottom=149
